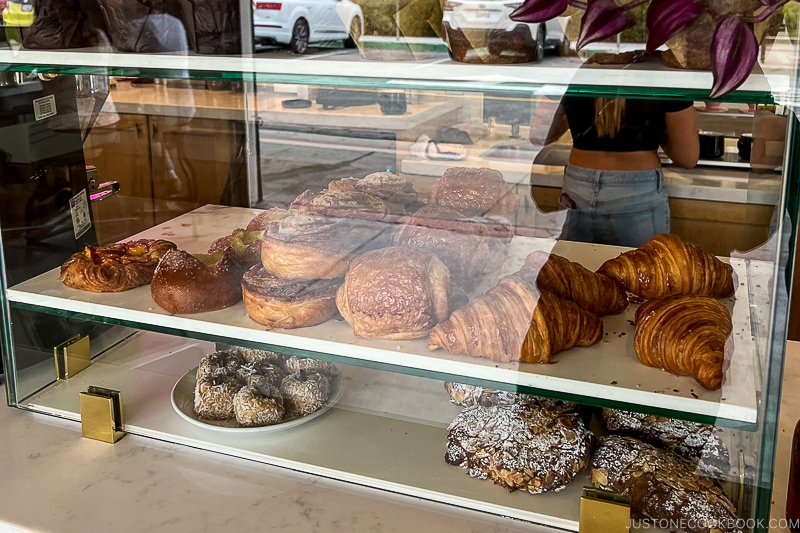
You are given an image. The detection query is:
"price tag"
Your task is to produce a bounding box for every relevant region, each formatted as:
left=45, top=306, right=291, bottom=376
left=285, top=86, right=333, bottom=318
left=69, top=189, right=92, bottom=239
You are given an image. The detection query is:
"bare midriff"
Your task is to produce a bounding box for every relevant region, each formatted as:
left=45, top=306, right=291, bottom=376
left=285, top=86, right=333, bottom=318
left=569, top=147, right=662, bottom=171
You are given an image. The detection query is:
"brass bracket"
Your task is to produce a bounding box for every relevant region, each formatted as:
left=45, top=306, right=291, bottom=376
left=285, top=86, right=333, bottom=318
left=79, top=386, right=125, bottom=443
left=54, top=335, right=91, bottom=381
left=579, top=487, right=631, bottom=533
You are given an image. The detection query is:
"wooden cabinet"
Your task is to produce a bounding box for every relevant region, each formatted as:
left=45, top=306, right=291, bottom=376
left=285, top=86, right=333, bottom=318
left=86, top=113, right=247, bottom=244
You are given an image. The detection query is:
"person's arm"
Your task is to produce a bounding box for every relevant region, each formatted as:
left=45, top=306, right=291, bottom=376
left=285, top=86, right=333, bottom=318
left=529, top=100, right=569, bottom=147
left=751, top=108, right=786, bottom=173
left=661, top=106, right=699, bottom=169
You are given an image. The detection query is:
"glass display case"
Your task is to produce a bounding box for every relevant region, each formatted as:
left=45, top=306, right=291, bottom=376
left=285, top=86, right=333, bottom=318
left=1, top=3, right=798, bottom=531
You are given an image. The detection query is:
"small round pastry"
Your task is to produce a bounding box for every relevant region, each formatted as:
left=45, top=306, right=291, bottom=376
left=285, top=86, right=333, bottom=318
left=193, top=374, right=241, bottom=420
left=234, top=385, right=285, bottom=427
left=336, top=247, right=453, bottom=340
left=237, top=361, right=286, bottom=389
left=429, top=167, right=519, bottom=220
left=59, top=239, right=177, bottom=292
left=280, top=370, right=331, bottom=417
left=260, top=210, right=388, bottom=280
left=208, top=228, right=263, bottom=267
left=283, top=356, right=339, bottom=378
left=327, top=172, right=421, bottom=214
left=242, top=265, right=341, bottom=329
left=151, top=248, right=245, bottom=314
left=290, top=189, right=388, bottom=220
left=444, top=382, right=524, bottom=408
left=233, top=347, right=287, bottom=367
left=196, top=351, right=242, bottom=381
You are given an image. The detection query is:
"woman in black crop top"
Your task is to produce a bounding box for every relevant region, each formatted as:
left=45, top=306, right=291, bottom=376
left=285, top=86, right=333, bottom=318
left=541, top=96, right=699, bottom=247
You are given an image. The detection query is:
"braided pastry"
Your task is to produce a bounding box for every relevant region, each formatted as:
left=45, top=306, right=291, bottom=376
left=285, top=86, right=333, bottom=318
left=597, top=233, right=735, bottom=299
left=634, top=294, right=732, bottom=390
left=60, top=239, right=177, bottom=292
left=522, top=251, right=627, bottom=316
left=428, top=272, right=602, bottom=363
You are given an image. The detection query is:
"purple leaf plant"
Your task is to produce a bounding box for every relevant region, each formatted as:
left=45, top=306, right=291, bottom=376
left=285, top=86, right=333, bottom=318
left=510, top=0, right=789, bottom=96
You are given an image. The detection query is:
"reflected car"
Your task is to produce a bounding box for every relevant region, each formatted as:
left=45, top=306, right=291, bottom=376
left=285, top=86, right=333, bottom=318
left=442, top=0, right=565, bottom=62
left=253, top=0, right=363, bottom=54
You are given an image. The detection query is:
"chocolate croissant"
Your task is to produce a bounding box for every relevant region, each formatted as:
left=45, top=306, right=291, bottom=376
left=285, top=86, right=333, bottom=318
left=428, top=272, right=603, bottom=363
left=522, top=251, right=627, bottom=316
left=597, top=233, right=735, bottom=299
left=634, top=294, right=732, bottom=390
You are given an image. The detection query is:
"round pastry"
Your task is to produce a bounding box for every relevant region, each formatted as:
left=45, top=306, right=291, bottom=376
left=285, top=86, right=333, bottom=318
left=59, top=239, right=177, bottom=292
left=336, top=247, right=453, bottom=340
left=260, top=210, right=388, bottom=280
left=327, top=172, right=420, bottom=214
left=394, top=205, right=509, bottom=291
left=196, top=351, right=243, bottom=381
left=233, top=385, right=285, bottom=427
left=428, top=167, right=519, bottom=220
left=602, top=408, right=731, bottom=477
left=151, top=248, right=246, bottom=314
left=208, top=228, right=263, bottom=267
left=445, top=402, right=592, bottom=494
left=238, top=361, right=286, bottom=389
left=283, top=356, right=339, bottom=378
left=242, top=265, right=342, bottom=329
left=289, top=189, right=388, bottom=220
left=444, top=382, right=525, bottom=408
left=193, top=374, right=242, bottom=420
left=232, top=347, right=288, bottom=367
left=280, top=370, right=331, bottom=417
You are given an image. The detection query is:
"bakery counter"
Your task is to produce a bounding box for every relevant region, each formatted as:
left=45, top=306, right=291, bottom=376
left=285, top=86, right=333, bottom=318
left=105, top=81, right=462, bottom=134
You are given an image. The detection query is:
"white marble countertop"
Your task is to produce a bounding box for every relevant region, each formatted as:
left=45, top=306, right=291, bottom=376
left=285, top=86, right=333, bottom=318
left=0, top=379, right=548, bottom=533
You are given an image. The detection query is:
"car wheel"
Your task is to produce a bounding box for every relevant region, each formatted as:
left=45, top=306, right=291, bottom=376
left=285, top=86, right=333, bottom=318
left=344, top=17, right=361, bottom=48
left=290, top=18, right=310, bottom=54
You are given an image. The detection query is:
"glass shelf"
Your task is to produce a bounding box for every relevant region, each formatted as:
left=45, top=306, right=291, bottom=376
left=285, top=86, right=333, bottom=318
left=0, top=48, right=788, bottom=102
left=7, top=206, right=764, bottom=429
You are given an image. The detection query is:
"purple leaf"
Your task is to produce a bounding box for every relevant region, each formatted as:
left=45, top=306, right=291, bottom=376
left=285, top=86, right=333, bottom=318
left=577, top=0, right=635, bottom=50
left=709, top=15, right=758, bottom=98
left=645, top=0, right=703, bottom=53
left=510, top=0, right=569, bottom=24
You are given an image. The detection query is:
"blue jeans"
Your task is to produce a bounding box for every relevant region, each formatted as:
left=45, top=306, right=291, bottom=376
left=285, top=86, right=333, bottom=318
left=559, top=164, right=670, bottom=248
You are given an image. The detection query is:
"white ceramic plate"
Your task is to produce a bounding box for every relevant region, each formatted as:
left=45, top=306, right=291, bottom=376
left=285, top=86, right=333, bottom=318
left=170, top=367, right=343, bottom=433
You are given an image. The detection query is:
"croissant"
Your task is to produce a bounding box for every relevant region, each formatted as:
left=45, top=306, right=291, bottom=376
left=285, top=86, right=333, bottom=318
left=597, top=233, right=735, bottom=299
left=428, top=272, right=603, bottom=363
left=634, top=294, right=732, bottom=390
left=522, top=251, right=627, bottom=316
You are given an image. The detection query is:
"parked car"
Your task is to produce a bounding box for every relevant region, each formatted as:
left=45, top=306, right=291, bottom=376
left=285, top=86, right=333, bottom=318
left=253, top=0, right=363, bottom=54
left=442, top=0, right=565, bottom=62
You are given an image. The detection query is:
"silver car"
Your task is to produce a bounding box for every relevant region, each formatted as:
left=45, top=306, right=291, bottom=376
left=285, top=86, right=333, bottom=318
left=442, top=0, right=565, bottom=62
left=253, top=0, right=364, bottom=54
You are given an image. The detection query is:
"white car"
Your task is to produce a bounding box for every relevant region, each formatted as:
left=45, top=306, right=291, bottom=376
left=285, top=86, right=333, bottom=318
left=253, top=0, right=363, bottom=54
left=442, top=0, right=565, bottom=62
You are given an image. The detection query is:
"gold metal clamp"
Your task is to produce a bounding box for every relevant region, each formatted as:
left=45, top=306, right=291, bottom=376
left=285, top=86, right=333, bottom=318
left=79, top=386, right=125, bottom=444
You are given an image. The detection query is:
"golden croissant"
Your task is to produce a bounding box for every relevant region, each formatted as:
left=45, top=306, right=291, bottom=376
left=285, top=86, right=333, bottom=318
left=522, top=251, right=627, bottom=316
left=597, top=233, right=735, bottom=299
left=428, top=272, right=603, bottom=363
left=634, top=294, right=732, bottom=390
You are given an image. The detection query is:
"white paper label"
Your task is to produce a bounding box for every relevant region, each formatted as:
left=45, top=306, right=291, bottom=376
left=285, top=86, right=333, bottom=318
left=33, top=94, right=57, bottom=121
left=69, top=189, right=91, bottom=239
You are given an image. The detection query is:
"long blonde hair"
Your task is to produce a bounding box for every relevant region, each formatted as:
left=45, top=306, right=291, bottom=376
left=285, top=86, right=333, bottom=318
left=594, top=98, right=626, bottom=138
